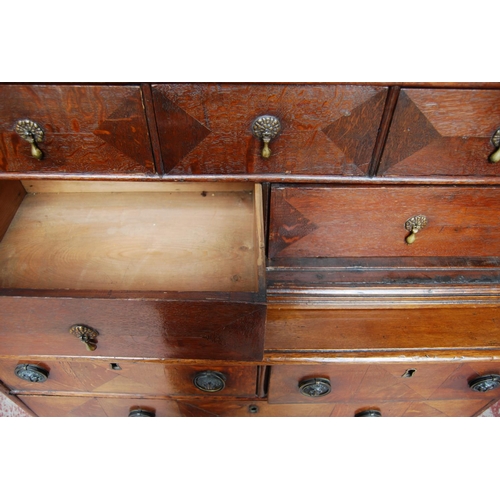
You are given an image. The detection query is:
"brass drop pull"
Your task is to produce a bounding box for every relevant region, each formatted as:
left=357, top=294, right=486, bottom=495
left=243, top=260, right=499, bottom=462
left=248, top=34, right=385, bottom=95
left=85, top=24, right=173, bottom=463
left=489, top=129, right=500, bottom=163
left=405, top=215, right=428, bottom=244
left=69, top=324, right=99, bottom=351
left=251, top=115, right=281, bottom=158
left=15, top=119, right=44, bottom=160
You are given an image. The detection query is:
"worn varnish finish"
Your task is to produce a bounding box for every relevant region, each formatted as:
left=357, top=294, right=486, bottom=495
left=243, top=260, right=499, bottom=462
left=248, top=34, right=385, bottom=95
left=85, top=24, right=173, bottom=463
left=152, top=84, right=387, bottom=176
left=379, top=89, right=500, bottom=177
left=265, top=306, right=500, bottom=352
left=267, top=362, right=500, bottom=404
left=1, top=83, right=500, bottom=417
left=0, top=85, right=155, bottom=174
left=17, top=395, right=183, bottom=417
left=0, top=359, right=257, bottom=397
left=0, top=297, right=265, bottom=361
left=269, top=185, right=500, bottom=259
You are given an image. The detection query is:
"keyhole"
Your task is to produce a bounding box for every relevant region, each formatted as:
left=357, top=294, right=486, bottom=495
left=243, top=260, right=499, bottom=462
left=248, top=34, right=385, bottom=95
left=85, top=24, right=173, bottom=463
left=248, top=405, right=259, bottom=414
left=402, top=368, right=416, bottom=378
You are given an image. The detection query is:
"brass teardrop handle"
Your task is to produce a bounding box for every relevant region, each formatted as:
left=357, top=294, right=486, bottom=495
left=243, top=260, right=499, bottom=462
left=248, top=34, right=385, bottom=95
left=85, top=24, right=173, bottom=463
left=15, top=119, right=44, bottom=160
left=251, top=115, right=281, bottom=158
left=298, top=377, right=332, bottom=397
left=489, top=129, right=500, bottom=163
left=405, top=215, right=428, bottom=244
left=69, top=324, right=99, bottom=351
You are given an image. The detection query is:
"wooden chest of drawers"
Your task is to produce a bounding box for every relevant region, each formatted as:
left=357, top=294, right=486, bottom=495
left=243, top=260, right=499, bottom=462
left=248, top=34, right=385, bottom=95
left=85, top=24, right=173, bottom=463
left=1, top=82, right=500, bottom=417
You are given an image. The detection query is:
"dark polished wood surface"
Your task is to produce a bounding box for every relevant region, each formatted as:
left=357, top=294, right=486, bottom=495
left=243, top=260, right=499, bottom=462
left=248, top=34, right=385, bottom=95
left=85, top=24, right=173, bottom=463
left=1, top=82, right=500, bottom=416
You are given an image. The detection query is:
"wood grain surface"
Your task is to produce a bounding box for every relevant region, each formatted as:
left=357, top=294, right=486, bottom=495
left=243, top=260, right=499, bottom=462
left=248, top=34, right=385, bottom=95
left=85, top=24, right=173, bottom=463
left=379, top=88, right=500, bottom=177
left=265, top=306, right=500, bottom=352
left=0, top=183, right=261, bottom=293
left=0, top=85, right=155, bottom=174
left=0, top=297, right=266, bottom=361
left=152, top=84, right=387, bottom=176
left=268, top=362, right=500, bottom=404
left=0, top=358, right=257, bottom=397
left=269, top=185, right=500, bottom=259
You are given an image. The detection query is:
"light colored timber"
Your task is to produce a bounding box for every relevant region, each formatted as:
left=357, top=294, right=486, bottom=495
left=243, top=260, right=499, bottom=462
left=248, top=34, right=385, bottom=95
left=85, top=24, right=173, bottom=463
left=0, top=182, right=261, bottom=292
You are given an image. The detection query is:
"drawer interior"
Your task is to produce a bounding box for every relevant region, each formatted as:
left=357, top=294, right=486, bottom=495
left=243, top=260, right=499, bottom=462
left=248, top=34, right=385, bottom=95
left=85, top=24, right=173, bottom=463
left=0, top=180, right=264, bottom=293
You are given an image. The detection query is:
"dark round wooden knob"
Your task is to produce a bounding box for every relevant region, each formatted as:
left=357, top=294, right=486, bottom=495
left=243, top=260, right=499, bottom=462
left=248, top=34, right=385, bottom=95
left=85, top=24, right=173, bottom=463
left=128, top=409, right=155, bottom=417
left=14, top=364, right=49, bottom=383
left=355, top=409, right=382, bottom=417
left=298, top=378, right=331, bottom=397
left=193, top=371, right=226, bottom=392
left=468, top=374, right=500, bottom=392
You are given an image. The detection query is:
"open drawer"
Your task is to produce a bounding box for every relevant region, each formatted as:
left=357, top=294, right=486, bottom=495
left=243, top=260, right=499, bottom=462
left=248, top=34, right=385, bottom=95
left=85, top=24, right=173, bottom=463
left=0, top=180, right=266, bottom=360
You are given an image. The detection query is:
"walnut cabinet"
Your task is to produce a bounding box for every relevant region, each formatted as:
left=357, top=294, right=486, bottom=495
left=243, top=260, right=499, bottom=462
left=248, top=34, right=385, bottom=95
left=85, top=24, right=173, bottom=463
left=1, top=83, right=500, bottom=417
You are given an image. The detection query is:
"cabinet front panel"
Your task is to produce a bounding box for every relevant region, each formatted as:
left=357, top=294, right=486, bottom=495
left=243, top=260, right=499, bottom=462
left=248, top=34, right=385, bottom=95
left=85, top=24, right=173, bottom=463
left=0, top=359, right=258, bottom=397
left=379, top=88, right=500, bottom=177
left=18, top=395, right=182, bottom=417
left=0, top=297, right=265, bottom=361
left=152, top=84, right=387, bottom=176
left=269, top=186, right=500, bottom=259
left=0, top=85, right=155, bottom=174
left=268, top=363, right=500, bottom=404
left=265, top=307, right=500, bottom=352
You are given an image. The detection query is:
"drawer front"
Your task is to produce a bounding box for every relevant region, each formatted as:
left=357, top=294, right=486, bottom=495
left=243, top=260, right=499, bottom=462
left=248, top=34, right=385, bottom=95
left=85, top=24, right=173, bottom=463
left=18, top=395, right=493, bottom=417
left=266, top=307, right=500, bottom=352
left=18, top=395, right=182, bottom=417
left=152, top=84, right=387, bottom=176
left=0, top=85, right=155, bottom=174
left=380, top=88, right=500, bottom=177
left=268, top=363, right=500, bottom=404
left=269, top=185, right=500, bottom=259
left=0, top=359, right=257, bottom=397
left=0, top=297, right=265, bottom=361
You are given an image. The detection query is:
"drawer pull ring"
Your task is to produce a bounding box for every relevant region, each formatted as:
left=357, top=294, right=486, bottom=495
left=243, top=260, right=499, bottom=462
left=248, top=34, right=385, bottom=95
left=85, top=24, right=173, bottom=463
left=69, top=324, right=99, bottom=351
left=405, top=215, right=428, bottom=244
left=15, top=119, right=44, bottom=160
left=14, top=364, right=49, bottom=383
left=468, top=374, right=500, bottom=392
left=252, top=115, right=281, bottom=158
left=355, top=409, right=382, bottom=417
left=193, top=370, right=227, bottom=392
left=490, top=129, right=500, bottom=163
left=298, top=377, right=331, bottom=397
left=128, top=409, right=155, bottom=417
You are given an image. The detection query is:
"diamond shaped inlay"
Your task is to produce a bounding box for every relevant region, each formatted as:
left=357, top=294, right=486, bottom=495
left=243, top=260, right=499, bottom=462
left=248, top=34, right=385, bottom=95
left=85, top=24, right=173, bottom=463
left=379, top=90, right=442, bottom=174
left=93, top=97, right=153, bottom=167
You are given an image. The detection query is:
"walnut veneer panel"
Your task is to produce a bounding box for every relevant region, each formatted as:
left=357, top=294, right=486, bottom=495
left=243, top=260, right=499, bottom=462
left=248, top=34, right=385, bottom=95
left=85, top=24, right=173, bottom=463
left=0, top=359, right=258, bottom=397
left=379, top=89, right=500, bottom=177
left=269, top=186, right=500, bottom=259
left=19, top=395, right=182, bottom=417
left=0, top=297, right=265, bottom=361
left=0, top=85, right=155, bottom=174
left=268, top=362, right=500, bottom=404
left=265, top=307, right=500, bottom=352
left=152, top=84, right=387, bottom=176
